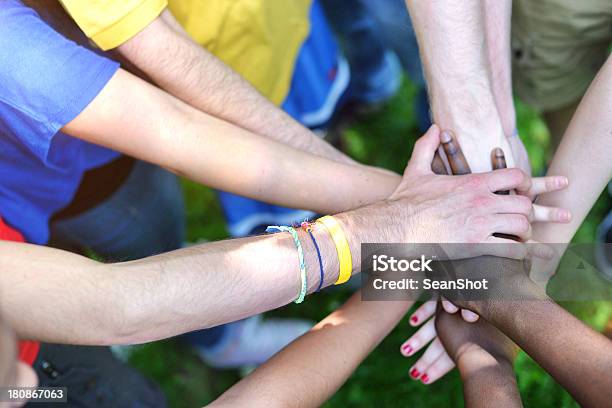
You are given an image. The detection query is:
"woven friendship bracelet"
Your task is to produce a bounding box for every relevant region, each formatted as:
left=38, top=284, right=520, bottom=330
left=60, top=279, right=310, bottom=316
left=266, top=225, right=308, bottom=303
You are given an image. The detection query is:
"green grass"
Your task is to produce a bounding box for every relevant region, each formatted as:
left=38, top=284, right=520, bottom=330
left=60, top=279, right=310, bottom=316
left=129, top=78, right=611, bottom=407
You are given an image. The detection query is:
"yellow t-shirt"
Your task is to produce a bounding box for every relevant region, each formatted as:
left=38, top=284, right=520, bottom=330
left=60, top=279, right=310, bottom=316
left=59, top=0, right=167, bottom=51
left=60, top=0, right=311, bottom=105
left=168, top=0, right=312, bottom=105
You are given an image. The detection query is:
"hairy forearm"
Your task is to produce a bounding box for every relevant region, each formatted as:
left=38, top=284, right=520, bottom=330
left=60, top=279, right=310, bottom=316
left=406, top=0, right=508, bottom=172
left=1, top=204, right=406, bottom=345
left=1, top=225, right=333, bottom=344
left=211, top=293, right=413, bottom=408
left=532, top=56, right=612, bottom=245
left=486, top=298, right=612, bottom=407
left=483, top=0, right=516, bottom=137
left=460, top=357, right=521, bottom=408
left=63, top=69, right=400, bottom=214
left=117, top=10, right=354, bottom=165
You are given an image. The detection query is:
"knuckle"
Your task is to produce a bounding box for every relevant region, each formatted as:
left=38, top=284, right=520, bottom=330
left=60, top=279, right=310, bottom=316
left=517, top=196, right=532, bottom=214
left=509, top=168, right=525, bottom=185
left=515, top=216, right=530, bottom=234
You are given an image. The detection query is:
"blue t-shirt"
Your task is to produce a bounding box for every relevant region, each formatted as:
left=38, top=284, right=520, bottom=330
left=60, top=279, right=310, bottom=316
left=0, top=0, right=121, bottom=244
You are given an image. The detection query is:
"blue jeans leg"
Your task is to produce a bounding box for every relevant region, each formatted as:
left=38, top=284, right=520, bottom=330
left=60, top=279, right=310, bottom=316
left=321, top=0, right=402, bottom=104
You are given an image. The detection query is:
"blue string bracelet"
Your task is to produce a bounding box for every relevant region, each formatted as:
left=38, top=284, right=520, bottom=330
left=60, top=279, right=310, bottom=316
left=301, top=221, right=324, bottom=292
left=266, top=225, right=308, bottom=304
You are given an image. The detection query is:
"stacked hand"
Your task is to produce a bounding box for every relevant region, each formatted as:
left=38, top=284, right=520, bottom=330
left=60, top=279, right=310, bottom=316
left=367, top=126, right=569, bottom=258
left=400, top=128, right=570, bottom=384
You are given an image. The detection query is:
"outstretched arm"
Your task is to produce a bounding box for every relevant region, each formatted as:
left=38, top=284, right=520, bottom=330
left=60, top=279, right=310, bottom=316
left=210, top=294, right=413, bottom=408
left=4, top=128, right=541, bottom=346
left=435, top=256, right=612, bottom=408
left=480, top=287, right=612, bottom=407
left=62, top=68, right=400, bottom=214
left=115, top=9, right=354, bottom=165
left=532, top=55, right=612, bottom=245
left=405, top=0, right=514, bottom=172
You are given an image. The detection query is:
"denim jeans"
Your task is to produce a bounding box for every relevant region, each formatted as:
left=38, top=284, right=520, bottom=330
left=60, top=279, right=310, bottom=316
left=50, top=160, right=226, bottom=347
left=321, top=0, right=432, bottom=131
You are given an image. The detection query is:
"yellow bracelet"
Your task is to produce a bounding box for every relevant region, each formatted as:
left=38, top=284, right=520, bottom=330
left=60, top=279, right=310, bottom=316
left=317, top=215, right=352, bottom=285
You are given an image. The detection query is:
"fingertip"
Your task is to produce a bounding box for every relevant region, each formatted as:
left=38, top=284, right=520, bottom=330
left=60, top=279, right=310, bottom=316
left=440, top=130, right=452, bottom=143
left=461, top=309, right=479, bottom=323
left=561, top=209, right=572, bottom=223
left=442, top=300, right=458, bottom=314
left=401, top=342, right=414, bottom=356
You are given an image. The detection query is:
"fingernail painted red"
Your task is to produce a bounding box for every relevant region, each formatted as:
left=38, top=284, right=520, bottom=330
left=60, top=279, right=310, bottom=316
left=410, top=316, right=418, bottom=324
left=410, top=368, right=420, bottom=378
left=421, top=374, right=429, bottom=383
left=402, top=344, right=413, bottom=355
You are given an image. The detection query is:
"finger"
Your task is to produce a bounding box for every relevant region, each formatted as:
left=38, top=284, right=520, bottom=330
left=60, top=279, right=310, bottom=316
left=441, top=300, right=459, bottom=314
left=483, top=236, right=528, bottom=259
left=461, top=309, right=480, bottom=322
left=420, top=352, right=456, bottom=384
left=409, top=300, right=437, bottom=326
left=484, top=168, right=531, bottom=193
left=410, top=125, right=441, bottom=172
left=532, top=204, right=572, bottom=223
left=491, top=147, right=507, bottom=171
left=400, top=317, right=436, bottom=357
left=408, top=338, right=446, bottom=380
left=492, top=194, right=532, bottom=217
left=440, top=130, right=471, bottom=175
left=431, top=150, right=449, bottom=175
left=519, top=175, right=568, bottom=198
left=491, top=147, right=510, bottom=195
left=494, top=214, right=532, bottom=241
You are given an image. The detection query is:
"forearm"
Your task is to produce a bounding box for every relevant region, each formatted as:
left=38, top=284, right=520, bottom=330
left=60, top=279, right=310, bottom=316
left=485, top=298, right=612, bottom=407
left=211, top=293, right=413, bottom=408
left=1, top=226, right=332, bottom=344
left=532, top=56, right=612, bottom=245
left=483, top=0, right=516, bottom=137
left=117, top=10, right=354, bottom=165
left=63, top=69, right=400, bottom=214
left=459, top=357, right=521, bottom=408
left=2, top=206, right=400, bottom=345
left=406, top=0, right=508, bottom=171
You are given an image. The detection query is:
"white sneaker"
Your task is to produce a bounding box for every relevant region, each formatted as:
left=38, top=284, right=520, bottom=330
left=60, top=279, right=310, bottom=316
left=196, top=315, right=313, bottom=369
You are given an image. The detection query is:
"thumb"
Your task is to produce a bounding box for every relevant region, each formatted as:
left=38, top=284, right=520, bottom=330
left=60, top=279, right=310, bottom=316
left=408, top=124, right=441, bottom=173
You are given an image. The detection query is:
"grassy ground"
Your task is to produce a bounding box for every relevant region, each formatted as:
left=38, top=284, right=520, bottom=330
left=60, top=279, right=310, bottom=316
left=129, top=78, right=611, bottom=407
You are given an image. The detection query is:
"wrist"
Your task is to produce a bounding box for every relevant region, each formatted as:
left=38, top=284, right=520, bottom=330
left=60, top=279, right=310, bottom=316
left=334, top=199, right=420, bottom=273
left=482, top=288, right=550, bottom=331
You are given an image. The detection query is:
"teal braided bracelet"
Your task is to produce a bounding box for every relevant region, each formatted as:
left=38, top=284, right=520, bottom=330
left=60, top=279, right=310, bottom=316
left=266, top=225, right=308, bottom=303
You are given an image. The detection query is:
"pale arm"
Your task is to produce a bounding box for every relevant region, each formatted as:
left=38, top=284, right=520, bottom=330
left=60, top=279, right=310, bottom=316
left=116, top=9, right=355, bottom=165
left=62, top=69, right=400, bottom=214
left=0, top=220, right=343, bottom=345
left=2, top=127, right=539, bottom=346
left=210, top=294, right=413, bottom=408
left=483, top=0, right=516, bottom=138
left=405, top=0, right=512, bottom=172
left=532, top=56, right=612, bottom=245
